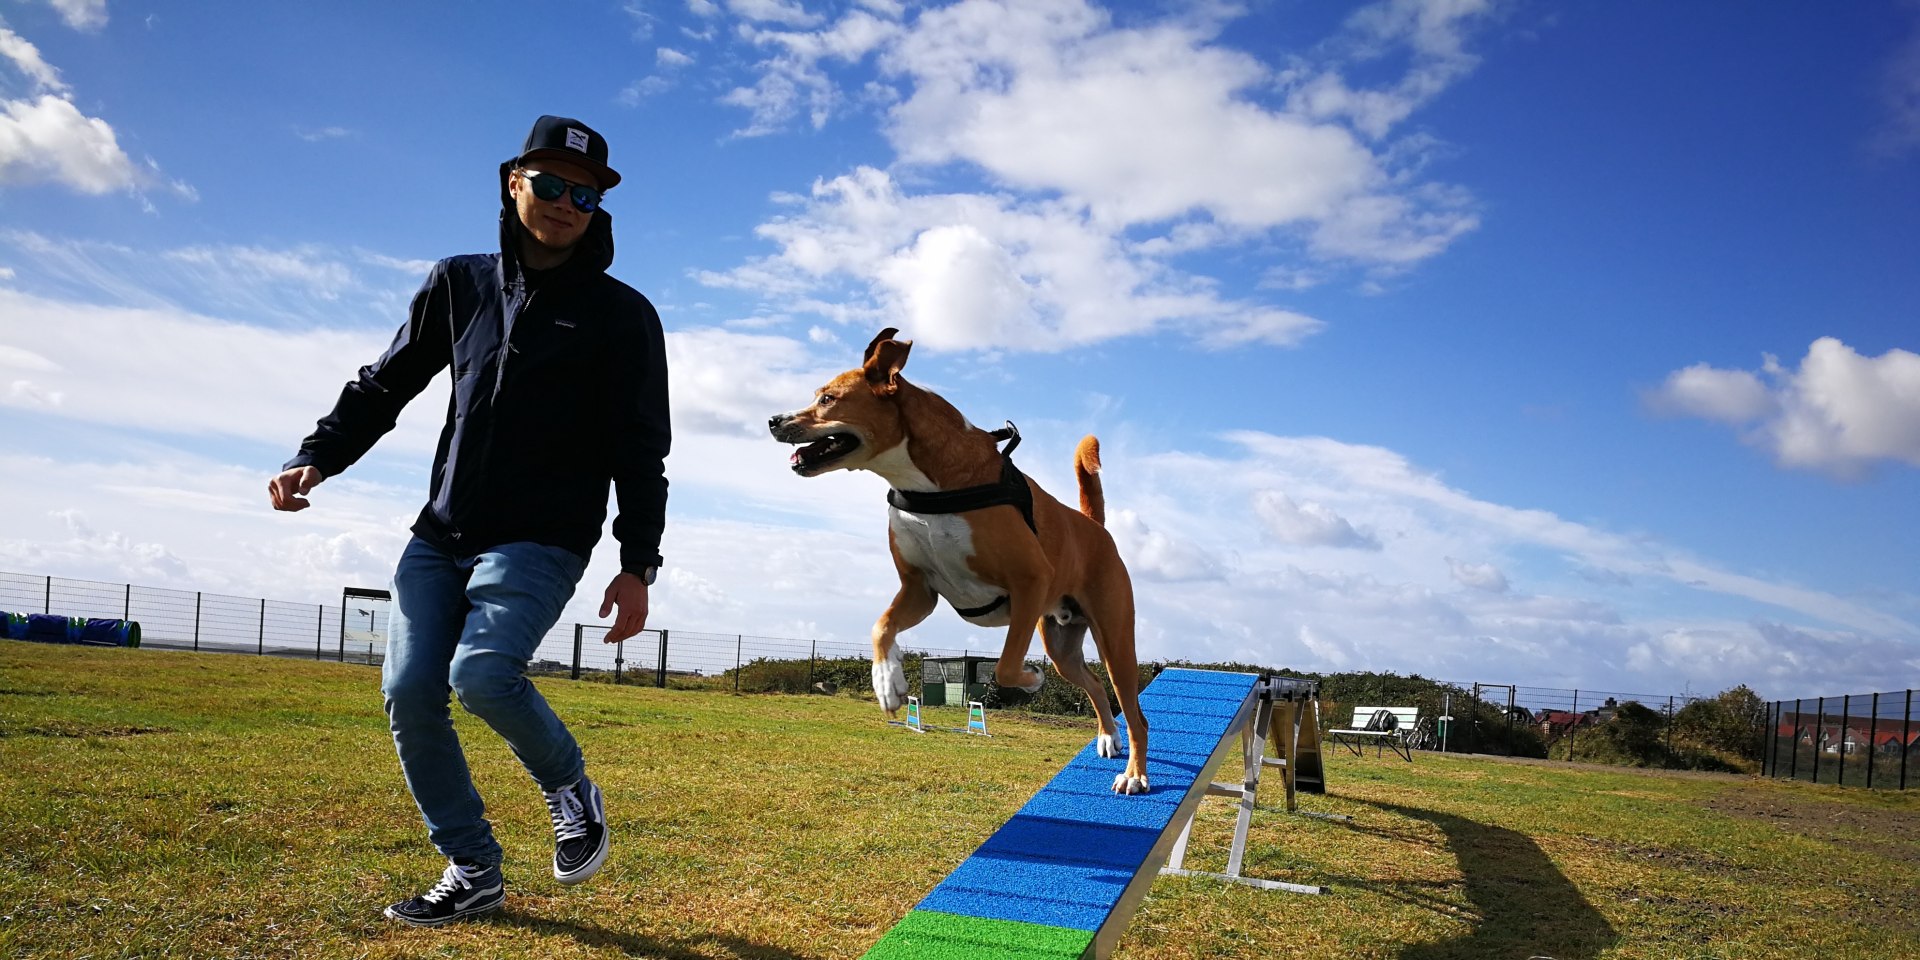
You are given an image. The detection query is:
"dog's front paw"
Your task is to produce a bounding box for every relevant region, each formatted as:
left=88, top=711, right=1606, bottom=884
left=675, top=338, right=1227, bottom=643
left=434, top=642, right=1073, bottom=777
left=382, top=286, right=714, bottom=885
left=872, top=656, right=908, bottom=715
left=1096, top=733, right=1121, bottom=758
left=1012, top=668, right=1043, bottom=694
left=1111, top=771, right=1150, bottom=795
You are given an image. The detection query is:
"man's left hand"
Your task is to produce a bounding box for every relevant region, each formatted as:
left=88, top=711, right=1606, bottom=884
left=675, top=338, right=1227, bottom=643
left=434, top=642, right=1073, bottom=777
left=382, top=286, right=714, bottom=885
left=599, top=572, right=650, bottom=643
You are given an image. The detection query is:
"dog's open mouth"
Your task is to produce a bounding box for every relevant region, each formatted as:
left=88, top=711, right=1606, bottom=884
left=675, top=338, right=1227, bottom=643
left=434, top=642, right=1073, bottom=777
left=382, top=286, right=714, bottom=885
left=788, top=433, right=861, bottom=473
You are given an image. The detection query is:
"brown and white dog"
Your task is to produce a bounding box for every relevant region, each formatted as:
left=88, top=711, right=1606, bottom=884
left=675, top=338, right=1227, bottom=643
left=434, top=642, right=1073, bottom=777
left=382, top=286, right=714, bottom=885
left=768, top=328, right=1150, bottom=794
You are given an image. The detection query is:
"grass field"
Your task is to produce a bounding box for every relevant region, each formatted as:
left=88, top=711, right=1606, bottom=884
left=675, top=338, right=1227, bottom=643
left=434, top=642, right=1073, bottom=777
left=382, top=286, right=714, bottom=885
left=2, top=642, right=1917, bottom=960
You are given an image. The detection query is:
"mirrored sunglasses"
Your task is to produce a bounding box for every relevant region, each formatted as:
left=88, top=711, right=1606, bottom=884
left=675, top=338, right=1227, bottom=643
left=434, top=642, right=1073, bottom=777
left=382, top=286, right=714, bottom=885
left=517, top=169, right=602, bottom=213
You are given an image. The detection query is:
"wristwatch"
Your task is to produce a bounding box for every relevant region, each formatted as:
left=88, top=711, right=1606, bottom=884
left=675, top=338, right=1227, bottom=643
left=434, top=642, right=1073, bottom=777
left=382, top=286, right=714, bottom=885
left=639, top=566, right=658, bottom=586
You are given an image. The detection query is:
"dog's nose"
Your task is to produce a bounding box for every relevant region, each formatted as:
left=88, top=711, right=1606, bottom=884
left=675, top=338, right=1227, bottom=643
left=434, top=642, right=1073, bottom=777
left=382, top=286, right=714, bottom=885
left=768, top=414, right=789, bottom=430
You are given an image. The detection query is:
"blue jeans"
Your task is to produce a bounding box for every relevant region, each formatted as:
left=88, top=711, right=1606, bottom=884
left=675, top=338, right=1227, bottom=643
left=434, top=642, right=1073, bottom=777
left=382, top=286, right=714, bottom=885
left=382, top=536, right=588, bottom=867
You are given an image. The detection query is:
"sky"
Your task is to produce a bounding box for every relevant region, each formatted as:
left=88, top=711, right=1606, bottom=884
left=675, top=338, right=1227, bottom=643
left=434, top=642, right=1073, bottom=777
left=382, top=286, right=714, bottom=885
left=1, top=0, right=1917, bottom=703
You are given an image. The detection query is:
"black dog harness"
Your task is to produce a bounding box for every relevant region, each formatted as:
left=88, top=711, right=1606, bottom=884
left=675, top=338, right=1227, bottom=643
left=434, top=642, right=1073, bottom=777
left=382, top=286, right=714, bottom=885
left=885, top=422, right=1034, bottom=619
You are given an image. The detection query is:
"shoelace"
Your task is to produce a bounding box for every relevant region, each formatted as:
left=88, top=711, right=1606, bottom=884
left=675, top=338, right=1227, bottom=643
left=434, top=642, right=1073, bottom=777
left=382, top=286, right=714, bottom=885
left=419, top=861, right=485, bottom=905
left=545, top=782, right=589, bottom=842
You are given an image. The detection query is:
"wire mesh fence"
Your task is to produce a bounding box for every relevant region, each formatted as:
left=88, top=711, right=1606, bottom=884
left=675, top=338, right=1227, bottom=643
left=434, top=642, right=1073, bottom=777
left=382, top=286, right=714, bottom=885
left=6, top=569, right=1763, bottom=774
left=1765, top=690, right=1916, bottom=790
left=1, top=570, right=982, bottom=689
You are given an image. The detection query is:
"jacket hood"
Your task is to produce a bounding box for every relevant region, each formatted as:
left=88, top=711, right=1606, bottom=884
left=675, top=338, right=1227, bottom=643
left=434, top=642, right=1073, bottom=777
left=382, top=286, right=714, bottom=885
left=497, top=160, right=614, bottom=286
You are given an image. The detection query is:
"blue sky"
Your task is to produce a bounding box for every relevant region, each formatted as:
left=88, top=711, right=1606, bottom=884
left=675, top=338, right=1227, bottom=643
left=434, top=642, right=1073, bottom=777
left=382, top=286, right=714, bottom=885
left=2, top=0, right=1916, bottom=700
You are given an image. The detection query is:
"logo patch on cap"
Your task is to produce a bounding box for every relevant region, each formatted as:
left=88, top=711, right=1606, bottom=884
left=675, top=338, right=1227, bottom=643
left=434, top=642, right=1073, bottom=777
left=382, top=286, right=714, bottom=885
left=565, top=128, right=590, bottom=152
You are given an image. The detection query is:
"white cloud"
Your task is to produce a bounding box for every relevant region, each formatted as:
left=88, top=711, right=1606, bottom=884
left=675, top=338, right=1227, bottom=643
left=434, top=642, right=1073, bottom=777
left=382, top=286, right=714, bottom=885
left=0, top=23, right=170, bottom=202
left=0, top=287, right=444, bottom=452
left=702, top=165, right=1325, bottom=351
left=44, top=0, right=107, bottom=32
left=1, top=294, right=1912, bottom=694
left=1253, top=490, right=1381, bottom=550
left=0, top=95, right=138, bottom=193
left=658, top=47, right=695, bottom=67
left=728, top=0, right=823, bottom=28
left=2, top=231, right=414, bottom=322
left=700, top=0, right=1485, bottom=353
left=1871, top=5, right=1920, bottom=157
left=0, top=19, right=69, bottom=92
left=1648, top=361, right=1775, bottom=423
left=619, top=76, right=673, bottom=105
left=294, top=126, right=354, bottom=142
left=1287, top=0, right=1495, bottom=140
left=1650, top=337, right=1920, bottom=476
left=1106, top=508, right=1226, bottom=582
left=1446, top=556, right=1509, bottom=593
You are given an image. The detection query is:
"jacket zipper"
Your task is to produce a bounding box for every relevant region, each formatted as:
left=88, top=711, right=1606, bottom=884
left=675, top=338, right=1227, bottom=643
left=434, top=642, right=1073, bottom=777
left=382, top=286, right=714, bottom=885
left=447, top=280, right=536, bottom=544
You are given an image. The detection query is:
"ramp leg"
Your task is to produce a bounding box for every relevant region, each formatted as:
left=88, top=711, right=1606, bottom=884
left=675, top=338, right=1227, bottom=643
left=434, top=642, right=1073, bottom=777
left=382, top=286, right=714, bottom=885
left=1224, top=688, right=1269, bottom=878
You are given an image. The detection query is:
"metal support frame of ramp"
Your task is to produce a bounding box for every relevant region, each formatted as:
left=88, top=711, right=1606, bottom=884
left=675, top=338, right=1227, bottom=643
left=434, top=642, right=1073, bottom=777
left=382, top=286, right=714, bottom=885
left=861, top=668, right=1327, bottom=960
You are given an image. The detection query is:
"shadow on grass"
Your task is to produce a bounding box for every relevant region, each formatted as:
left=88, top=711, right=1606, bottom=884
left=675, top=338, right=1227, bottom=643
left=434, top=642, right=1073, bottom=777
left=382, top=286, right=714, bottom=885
left=491, top=911, right=808, bottom=959
left=1352, top=800, right=1618, bottom=960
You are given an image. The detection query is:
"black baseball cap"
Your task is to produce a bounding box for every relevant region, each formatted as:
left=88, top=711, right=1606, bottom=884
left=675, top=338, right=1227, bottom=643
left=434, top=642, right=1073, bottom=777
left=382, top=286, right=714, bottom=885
left=514, top=115, right=621, bottom=190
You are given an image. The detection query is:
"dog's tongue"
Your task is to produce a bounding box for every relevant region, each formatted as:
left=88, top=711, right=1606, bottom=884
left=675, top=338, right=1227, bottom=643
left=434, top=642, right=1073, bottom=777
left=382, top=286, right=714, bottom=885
left=790, top=449, right=803, bottom=465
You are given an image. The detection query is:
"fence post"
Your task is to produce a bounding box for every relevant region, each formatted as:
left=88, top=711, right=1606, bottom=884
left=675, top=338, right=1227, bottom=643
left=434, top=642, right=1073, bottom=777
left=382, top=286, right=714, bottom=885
left=193, top=592, right=202, bottom=652
left=1761, top=700, right=1774, bottom=776
left=656, top=629, right=668, bottom=688
left=1568, top=690, right=1579, bottom=762
left=1787, top=700, right=1798, bottom=780
left=1840, top=695, right=1851, bottom=785
left=808, top=638, right=817, bottom=695
left=1869, top=693, right=1880, bottom=789
left=614, top=640, right=624, bottom=685
left=1664, top=696, right=1675, bottom=767
left=572, top=624, right=584, bottom=681
left=124, top=583, right=131, bottom=620
left=1905, top=689, right=1913, bottom=791
left=258, top=598, right=266, bottom=655
left=316, top=604, right=324, bottom=660
left=1769, top=701, right=1783, bottom=778
left=734, top=634, right=743, bottom=695
left=1814, top=697, right=1826, bottom=784
left=45, top=575, right=52, bottom=613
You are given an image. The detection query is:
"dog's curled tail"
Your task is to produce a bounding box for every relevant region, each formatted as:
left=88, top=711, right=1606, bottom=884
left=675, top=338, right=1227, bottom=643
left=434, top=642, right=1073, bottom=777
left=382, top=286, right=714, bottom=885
left=1074, top=435, right=1105, bottom=527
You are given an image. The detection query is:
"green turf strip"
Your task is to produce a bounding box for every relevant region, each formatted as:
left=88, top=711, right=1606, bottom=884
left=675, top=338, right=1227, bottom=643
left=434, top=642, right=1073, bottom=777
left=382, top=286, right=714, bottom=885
left=860, top=910, right=1095, bottom=960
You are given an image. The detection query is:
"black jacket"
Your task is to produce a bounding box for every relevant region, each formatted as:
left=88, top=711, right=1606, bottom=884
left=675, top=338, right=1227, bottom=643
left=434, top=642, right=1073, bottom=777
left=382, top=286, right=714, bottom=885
left=285, top=162, right=671, bottom=573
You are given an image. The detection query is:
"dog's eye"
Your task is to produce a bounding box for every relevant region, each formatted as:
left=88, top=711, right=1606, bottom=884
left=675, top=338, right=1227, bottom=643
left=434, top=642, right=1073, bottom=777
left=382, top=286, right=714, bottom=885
left=818, top=393, right=834, bottom=406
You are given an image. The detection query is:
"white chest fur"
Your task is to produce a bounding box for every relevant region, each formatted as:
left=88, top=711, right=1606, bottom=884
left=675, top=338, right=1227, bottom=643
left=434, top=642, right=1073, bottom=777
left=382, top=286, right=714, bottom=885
left=888, top=507, right=1010, bottom=626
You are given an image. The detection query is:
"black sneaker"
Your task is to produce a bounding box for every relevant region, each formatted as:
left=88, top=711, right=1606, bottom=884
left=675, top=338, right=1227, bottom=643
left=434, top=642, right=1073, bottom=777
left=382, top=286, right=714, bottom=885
left=544, top=776, right=609, bottom=885
left=383, top=859, right=504, bottom=927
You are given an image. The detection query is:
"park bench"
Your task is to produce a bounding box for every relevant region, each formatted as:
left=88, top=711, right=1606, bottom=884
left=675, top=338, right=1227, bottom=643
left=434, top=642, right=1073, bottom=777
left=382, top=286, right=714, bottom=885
left=1327, top=705, right=1419, bottom=761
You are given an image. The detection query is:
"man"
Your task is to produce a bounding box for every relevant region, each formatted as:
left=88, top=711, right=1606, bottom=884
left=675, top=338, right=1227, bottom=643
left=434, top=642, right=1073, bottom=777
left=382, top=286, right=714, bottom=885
left=267, top=116, right=670, bottom=926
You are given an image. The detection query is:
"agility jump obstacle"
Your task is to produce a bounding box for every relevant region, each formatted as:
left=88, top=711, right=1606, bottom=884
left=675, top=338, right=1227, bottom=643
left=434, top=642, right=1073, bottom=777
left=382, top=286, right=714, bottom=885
left=862, top=668, right=1327, bottom=960
left=894, top=697, right=991, bottom=736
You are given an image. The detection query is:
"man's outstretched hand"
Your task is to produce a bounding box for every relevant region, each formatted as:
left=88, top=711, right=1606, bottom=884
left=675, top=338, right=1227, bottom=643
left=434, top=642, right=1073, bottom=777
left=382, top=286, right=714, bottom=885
left=600, top=572, right=650, bottom=643
left=268, top=466, right=325, bottom=512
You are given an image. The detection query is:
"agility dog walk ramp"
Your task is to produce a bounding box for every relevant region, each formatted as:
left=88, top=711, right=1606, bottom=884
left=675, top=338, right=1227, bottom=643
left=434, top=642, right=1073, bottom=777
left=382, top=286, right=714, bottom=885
left=861, top=668, right=1326, bottom=960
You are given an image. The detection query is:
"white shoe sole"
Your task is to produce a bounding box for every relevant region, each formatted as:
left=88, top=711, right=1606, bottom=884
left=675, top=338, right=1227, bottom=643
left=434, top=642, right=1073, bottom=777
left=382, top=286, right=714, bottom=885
left=383, top=894, right=503, bottom=927
left=554, top=782, right=610, bottom=885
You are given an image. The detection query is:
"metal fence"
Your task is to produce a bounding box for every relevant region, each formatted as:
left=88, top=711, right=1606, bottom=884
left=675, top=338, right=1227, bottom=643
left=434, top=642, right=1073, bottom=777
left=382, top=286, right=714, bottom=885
left=1320, top=679, right=1708, bottom=761
left=1764, top=690, right=1916, bottom=790
left=6, top=569, right=1737, bottom=766
left=0, top=570, right=978, bottom=689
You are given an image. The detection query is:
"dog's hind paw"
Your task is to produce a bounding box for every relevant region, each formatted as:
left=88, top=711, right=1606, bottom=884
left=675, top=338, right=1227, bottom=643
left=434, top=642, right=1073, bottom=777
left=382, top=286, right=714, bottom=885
left=1111, top=772, right=1150, bottom=795
left=1096, top=733, right=1121, bottom=758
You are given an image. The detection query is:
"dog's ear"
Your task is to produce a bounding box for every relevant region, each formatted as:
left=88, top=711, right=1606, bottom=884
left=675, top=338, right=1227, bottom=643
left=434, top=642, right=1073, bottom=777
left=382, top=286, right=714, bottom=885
left=863, top=335, right=912, bottom=396
left=863, top=328, right=901, bottom=365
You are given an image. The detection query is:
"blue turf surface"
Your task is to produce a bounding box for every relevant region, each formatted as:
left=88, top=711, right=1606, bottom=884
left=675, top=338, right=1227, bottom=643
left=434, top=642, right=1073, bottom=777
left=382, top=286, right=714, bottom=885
left=914, top=668, right=1259, bottom=932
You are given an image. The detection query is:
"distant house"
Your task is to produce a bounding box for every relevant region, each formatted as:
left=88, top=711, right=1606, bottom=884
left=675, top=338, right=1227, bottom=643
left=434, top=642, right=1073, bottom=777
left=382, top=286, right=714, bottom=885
left=1536, top=710, right=1598, bottom=736
left=1779, top=712, right=1918, bottom=755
